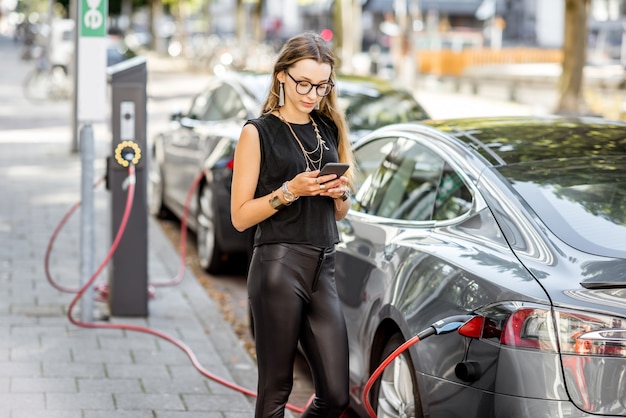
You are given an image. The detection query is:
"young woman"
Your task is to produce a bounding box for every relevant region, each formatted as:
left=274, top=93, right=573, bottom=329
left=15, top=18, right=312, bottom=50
left=230, top=32, right=354, bottom=417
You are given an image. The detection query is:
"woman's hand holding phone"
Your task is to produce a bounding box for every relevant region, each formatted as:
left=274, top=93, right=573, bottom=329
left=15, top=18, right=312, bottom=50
left=288, top=163, right=350, bottom=198
left=315, top=163, right=349, bottom=198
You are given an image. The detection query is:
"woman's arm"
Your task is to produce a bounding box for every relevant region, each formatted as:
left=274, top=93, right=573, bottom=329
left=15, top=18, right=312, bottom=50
left=230, top=124, right=291, bottom=232
left=333, top=194, right=350, bottom=221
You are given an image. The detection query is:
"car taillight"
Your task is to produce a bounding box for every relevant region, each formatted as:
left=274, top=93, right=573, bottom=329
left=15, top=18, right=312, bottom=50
left=226, top=158, right=235, bottom=170
left=554, top=310, right=626, bottom=357
left=500, top=307, right=559, bottom=352
left=466, top=303, right=626, bottom=357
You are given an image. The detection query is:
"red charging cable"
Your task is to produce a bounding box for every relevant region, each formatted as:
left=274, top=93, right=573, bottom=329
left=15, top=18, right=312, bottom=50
left=361, top=335, right=421, bottom=417
left=45, top=165, right=365, bottom=416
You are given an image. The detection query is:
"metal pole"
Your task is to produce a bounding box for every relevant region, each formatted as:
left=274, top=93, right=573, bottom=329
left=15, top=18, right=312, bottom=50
left=79, top=123, right=95, bottom=322
left=71, top=0, right=79, bottom=153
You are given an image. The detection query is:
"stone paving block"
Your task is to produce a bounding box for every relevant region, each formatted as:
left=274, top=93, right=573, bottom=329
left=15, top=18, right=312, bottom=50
left=156, top=412, right=223, bottom=418
left=131, top=346, right=194, bottom=366
left=2, top=311, right=40, bottom=327
left=171, top=326, right=215, bottom=343
left=84, top=411, right=154, bottom=418
left=11, top=377, right=76, bottom=393
left=11, top=346, right=72, bottom=363
left=42, top=362, right=106, bottom=379
left=41, top=334, right=100, bottom=351
left=182, top=393, right=253, bottom=412
left=98, top=335, right=160, bottom=351
left=114, top=393, right=186, bottom=411
left=10, top=325, right=70, bottom=338
left=46, top=392, right=115, bottom=410
left=141, top=376, right=209, bottom=395
left=11, top=304, right=65, bottom=319
left=11, top=410, right=82, bottom=418
left=224, top=414, right=256, bottom=418
left=105, top=363, right=172, bottom=380
left=0, top=361, right=41, bottom=378
left=71, top=347, right=133, bottom=364
left=77, top=377, right=142, bottom=393
left=0, top=393, right=45, bottom=409
left=6, top=292, right=37, bottom=305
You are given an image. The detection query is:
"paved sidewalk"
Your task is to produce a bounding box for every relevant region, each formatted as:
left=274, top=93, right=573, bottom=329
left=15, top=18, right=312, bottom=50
left=0, top=35, right=258, bottom=417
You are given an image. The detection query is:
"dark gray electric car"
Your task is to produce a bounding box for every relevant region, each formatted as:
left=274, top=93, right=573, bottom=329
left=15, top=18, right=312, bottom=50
left=339, top=116, right=626, bottom=417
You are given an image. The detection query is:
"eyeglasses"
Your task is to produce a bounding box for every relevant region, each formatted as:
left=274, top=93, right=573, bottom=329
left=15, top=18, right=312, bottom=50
left=286, top=71, right=334, bottom=97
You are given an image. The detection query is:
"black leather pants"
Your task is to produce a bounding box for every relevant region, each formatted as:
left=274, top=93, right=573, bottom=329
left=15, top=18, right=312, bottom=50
left=248, top=243, right=350, bottom=418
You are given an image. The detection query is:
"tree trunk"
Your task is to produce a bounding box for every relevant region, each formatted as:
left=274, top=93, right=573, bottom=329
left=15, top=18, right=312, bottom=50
left=335, top=0, right=362, bottom=73
left=556, top=0, right=590, bottom=115
left=251, top=0, right=264, bottom=43
left=148, top=0, right=163, bottom=52
left=236, top=0, right=246, bottom=44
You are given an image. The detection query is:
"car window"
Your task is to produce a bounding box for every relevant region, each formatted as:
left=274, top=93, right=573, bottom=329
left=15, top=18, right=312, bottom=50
left=433, top=163, right=473, bottom=220
left=354, top=136, right=444, bottom=220
left=203, top=84, right=245, bottom=121
left=353, top=136, right=396, bottom=190
left=353, top=137, right=473, bottom=222
left=188, top=90, right=212, bottom=120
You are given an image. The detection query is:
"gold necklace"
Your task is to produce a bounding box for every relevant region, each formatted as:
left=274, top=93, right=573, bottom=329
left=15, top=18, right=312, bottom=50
left=277, top=111, right=326, bottom=171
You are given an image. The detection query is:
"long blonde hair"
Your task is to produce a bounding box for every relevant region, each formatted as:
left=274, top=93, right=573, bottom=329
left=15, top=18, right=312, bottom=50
left=262, top=32, right=354, bottom=185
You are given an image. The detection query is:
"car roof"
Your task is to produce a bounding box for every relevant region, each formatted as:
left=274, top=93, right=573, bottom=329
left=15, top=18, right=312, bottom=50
left=420, top=116, right=626, bottom=166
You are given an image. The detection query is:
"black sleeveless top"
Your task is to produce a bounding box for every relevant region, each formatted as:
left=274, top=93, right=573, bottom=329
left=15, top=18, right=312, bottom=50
left=245, top=112, right=340, bottom=248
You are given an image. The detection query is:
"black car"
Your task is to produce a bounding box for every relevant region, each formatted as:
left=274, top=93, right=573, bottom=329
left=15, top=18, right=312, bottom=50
left=337, top=116, right=626, bottom=417
left=148, top=71, right=429, bottom=274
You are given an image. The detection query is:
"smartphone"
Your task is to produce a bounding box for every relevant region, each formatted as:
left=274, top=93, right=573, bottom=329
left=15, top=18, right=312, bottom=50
left=318, top=162, right=350, bottom=178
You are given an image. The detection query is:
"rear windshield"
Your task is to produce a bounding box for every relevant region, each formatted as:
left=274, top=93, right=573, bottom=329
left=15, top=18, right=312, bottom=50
left=499, top=157, right=626, bottom=257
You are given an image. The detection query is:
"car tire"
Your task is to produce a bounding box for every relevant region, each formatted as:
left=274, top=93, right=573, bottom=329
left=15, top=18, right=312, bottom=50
left=371, top=333, right=423, bottom=418
left=196, top=181, right=225, bottom=274
left=147, top=150, right=170, bottom=219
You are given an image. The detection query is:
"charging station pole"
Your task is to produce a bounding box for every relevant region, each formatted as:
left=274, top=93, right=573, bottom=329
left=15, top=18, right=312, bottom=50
left=76, top=0, right=107, bottom=322
left=107, top=57, right=148, bottom=316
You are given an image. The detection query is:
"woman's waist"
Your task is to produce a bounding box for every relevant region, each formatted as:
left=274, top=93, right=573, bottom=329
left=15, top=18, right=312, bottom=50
left=258, top=241, right=335, bottom=256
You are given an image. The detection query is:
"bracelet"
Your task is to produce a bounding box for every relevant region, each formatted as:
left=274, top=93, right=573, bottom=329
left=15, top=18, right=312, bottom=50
left=269, top=193, right=286, bottom=210
left=281, top=181, right=298, bottom=203
left=339, top=188, right=351, bottom=201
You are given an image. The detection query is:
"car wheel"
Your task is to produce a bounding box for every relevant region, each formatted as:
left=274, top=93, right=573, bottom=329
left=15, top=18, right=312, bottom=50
left=372, top=333, right=423, bottom=418
left=147, top=151, right=170, bottom=219
left=196, top=182, right=224, bottom=273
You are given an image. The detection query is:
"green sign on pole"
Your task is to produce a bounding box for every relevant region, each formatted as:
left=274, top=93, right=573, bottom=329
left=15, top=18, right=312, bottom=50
left=80, top=0, right=107, bottom=37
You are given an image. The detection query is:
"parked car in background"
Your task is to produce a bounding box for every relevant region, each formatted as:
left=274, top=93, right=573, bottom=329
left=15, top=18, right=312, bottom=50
left=148, top=71, right=430, bottom=274
left=337, top=116, right=626, bottom=417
